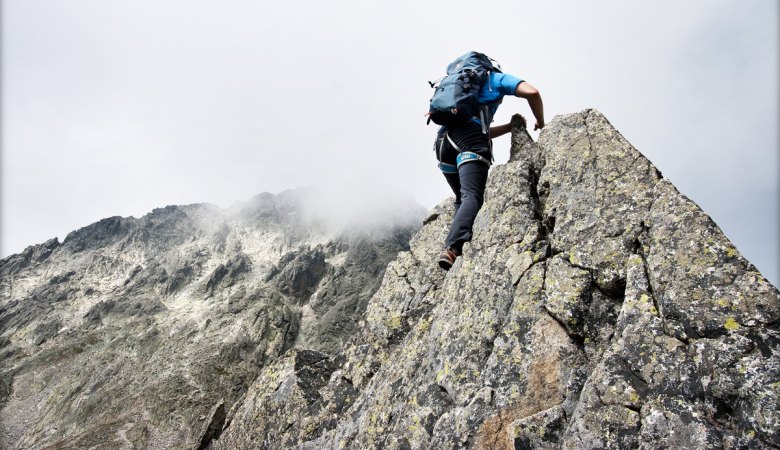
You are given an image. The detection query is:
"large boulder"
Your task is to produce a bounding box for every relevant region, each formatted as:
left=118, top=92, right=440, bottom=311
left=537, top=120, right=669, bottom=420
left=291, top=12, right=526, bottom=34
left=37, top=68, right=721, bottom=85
left=215, top=110, right=779, bottom=449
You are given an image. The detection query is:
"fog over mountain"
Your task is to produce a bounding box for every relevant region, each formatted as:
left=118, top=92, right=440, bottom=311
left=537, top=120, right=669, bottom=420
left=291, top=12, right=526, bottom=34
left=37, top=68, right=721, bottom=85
left=0, top=185, right=424, bottom=448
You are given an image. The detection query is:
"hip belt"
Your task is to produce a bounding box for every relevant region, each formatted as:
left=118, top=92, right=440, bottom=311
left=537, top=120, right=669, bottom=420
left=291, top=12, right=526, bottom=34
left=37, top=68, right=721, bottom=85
left=445, top=132, right=492, bottom=168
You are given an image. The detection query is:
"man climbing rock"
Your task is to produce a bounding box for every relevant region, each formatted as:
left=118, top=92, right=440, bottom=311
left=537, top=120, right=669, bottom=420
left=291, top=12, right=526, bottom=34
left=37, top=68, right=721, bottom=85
left=429, top=51, right=545, bottom=270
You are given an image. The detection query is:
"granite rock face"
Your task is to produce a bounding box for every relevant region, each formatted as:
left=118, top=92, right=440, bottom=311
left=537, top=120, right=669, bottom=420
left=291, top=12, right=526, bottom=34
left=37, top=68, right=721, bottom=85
left=214, top=110, right=779, bottom=449
left=3, top=110, right=778, bottom=449
left=0, top=189, right=424, bottom=449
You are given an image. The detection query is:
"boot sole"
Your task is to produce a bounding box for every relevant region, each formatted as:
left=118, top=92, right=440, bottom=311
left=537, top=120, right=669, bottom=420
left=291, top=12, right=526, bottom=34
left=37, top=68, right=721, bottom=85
left=438, top=258, right=454, bottom=270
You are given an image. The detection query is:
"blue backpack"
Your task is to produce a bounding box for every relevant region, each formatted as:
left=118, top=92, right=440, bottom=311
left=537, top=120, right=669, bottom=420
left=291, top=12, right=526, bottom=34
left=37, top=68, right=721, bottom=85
left=427, top=51, right=501, bottom=132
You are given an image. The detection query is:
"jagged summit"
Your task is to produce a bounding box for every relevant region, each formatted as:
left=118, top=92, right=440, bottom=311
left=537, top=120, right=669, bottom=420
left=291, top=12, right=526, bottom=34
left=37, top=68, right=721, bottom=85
left=2, top=110, right=778, bottom=449
left=213, top=110, right=779, bottom=449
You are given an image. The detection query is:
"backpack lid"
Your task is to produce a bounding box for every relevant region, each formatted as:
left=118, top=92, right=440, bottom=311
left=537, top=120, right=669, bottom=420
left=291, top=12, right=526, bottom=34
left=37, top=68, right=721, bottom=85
left=446, top=51, right=502, bottom=75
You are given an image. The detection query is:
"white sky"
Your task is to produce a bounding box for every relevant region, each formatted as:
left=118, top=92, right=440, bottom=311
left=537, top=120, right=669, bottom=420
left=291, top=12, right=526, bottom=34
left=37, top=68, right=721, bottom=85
left=2, top=0, right=778, bottom=285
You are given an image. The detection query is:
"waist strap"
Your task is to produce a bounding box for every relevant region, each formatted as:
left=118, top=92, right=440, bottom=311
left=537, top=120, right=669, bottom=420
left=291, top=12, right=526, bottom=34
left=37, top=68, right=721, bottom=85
left=446, top=132, right=492, bottom=167
left=456, top=151, right=491, bottom=168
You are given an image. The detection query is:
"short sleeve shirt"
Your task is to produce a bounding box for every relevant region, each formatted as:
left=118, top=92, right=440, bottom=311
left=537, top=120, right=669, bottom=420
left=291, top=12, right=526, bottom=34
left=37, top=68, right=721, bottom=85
left=477, top=72, right=523, bottom=123
left=478, top=72, right=523, bottom=104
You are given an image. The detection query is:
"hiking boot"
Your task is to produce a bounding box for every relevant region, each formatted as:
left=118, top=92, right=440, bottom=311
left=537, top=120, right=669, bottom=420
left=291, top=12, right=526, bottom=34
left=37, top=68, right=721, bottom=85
left=438, top=248, right=459, bottom=270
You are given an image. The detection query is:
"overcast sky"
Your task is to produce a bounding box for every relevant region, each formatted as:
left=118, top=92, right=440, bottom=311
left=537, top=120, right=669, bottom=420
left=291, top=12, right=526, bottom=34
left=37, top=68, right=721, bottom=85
left=2, top=0, right=778, bottom=285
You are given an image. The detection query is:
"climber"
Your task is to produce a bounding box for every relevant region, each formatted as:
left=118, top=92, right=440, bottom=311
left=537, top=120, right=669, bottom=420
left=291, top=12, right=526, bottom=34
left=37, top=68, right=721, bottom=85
left=430, top=52, right=545, bottom=270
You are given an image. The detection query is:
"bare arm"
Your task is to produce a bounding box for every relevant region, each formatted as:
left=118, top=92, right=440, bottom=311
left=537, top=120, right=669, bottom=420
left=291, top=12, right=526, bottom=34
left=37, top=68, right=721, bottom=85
left=489, top=122, right=512, bottom=139
left=514, top=81, right=545, bottom=130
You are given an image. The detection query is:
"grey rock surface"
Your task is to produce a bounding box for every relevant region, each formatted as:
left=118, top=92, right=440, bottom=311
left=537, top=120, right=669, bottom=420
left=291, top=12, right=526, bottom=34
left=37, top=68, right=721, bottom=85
left=213, top=110, right=779, bottom=449
left=0, top=189, right=423, bottom=449
left=3, top=109, right=778, bottom=449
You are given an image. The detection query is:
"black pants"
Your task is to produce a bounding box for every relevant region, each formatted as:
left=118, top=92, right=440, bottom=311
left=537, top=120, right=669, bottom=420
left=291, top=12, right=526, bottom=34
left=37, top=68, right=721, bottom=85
left=434, top=121, right=492, bottom=254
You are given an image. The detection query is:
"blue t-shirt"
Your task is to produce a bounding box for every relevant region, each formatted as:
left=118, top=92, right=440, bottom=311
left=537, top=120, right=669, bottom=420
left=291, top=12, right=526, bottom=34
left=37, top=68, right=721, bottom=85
left=478, top=72, right=523, bottom=124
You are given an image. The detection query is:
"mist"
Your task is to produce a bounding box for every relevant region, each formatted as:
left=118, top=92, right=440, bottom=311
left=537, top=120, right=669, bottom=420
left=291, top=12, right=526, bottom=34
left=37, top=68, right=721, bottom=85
left=286, top=185, right=427, bottom=234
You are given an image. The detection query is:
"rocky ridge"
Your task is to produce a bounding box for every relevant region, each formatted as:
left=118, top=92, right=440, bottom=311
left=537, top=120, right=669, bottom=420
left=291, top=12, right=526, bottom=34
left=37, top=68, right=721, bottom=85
left=1, top=109, right=777, bottom=449
left=212, top=110, right=780, bottom=449
left=0, top=188, right=424, bottom=449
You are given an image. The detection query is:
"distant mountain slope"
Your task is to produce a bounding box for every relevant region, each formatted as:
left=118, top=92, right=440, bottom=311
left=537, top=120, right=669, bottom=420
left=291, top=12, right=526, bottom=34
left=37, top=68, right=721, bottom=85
left=0, top=188, right=425, bottom=449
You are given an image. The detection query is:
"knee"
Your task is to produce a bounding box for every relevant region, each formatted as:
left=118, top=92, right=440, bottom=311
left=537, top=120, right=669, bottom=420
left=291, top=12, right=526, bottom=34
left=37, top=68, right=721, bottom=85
left=461, top=190, right=484, bottom=207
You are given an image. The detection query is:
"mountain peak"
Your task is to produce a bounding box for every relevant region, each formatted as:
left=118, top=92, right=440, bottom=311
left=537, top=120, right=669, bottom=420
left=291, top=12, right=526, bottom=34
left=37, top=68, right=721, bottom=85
left=2, top=110, right=777, bottom=449
left=215, top=109, right=779, bottom=449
